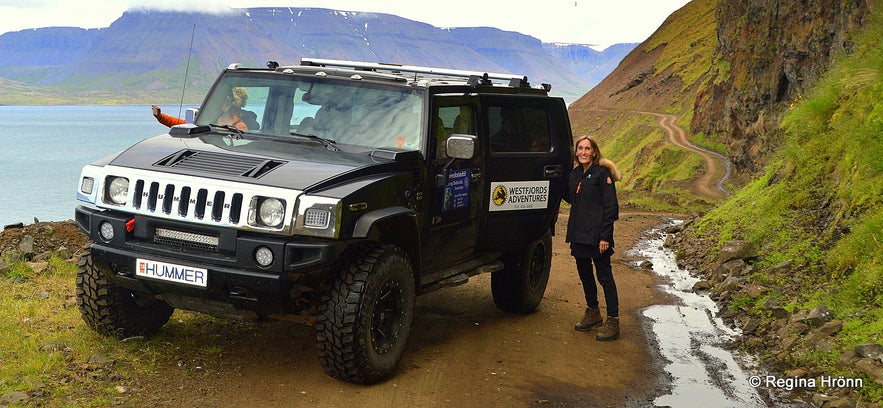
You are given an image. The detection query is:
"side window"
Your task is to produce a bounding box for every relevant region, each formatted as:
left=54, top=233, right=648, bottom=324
left=435, top=105, right=476, bottom=158
left=489, top=105, right=551, bottom=153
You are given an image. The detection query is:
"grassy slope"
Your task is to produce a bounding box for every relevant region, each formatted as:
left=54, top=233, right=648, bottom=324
left=568, top=0, right=721, bottom=212
left=575, top=0, right=881, bottom=400
left=688, top=4, right=883, bottom=401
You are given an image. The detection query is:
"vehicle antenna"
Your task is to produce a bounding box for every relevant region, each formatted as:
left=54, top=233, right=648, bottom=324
left=178, top=24, right=197, bottom=119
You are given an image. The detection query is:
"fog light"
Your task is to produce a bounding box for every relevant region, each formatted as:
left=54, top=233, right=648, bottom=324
left=254, top=246, right=274, bottom=267
left=98, top=221, right=115, bottom=242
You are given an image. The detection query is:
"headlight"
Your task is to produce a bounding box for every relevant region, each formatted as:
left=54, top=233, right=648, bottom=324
left=248, top=196, right=287, bottom=228
left=107, top=177, right=129, bottom=205
left=259, top=198, right=285, bottom=227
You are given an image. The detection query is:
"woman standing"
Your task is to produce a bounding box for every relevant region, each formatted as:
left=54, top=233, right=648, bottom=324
left=563, top=136, right=621, bottom=341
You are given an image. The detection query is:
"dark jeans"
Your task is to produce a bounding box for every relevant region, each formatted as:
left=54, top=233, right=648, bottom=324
left=575, top=255, right=619, bottom=318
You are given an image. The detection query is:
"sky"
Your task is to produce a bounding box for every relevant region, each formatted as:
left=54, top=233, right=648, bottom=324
left=0, top=0, right=690, bottom=50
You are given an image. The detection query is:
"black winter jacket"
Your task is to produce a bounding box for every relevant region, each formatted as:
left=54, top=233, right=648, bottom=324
left=563, top=163, right=619, bottom=247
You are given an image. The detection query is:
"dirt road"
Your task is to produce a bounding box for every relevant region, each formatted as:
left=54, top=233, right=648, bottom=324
left=642, top=112, right=732, bottom=199
left=133, top=111, right=732, bottom=408
left=137, top=212, right=672, bottom=408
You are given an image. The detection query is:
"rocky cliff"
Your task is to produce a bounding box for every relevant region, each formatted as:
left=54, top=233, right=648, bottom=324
left=692, top=0, right=869, bottom=173
left=568, top=0, right=870, bottom=184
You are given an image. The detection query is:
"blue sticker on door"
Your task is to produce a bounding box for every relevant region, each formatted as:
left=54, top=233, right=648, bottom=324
left=444, top=169, right=470, bottom=211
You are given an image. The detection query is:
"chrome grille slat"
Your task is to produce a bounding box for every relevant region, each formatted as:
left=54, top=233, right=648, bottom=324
left=178, top=187, right=191, bottom=216
left=133, top=180, right=145, bottom=208
left=162, top=184, right=175, bottom=214
left=147, top=182, right=160, bottom=211
left=195, top=189, right=208, bottom=219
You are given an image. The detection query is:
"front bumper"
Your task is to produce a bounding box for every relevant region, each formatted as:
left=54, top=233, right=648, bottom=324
left=75, top=205, right=342, bottom=316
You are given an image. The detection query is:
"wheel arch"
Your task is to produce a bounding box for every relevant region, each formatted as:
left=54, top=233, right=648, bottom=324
left=352, top=206, right=421, bottom=269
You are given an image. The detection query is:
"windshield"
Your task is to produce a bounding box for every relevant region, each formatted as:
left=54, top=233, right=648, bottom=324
left=197, top=73, right=425, bottom=151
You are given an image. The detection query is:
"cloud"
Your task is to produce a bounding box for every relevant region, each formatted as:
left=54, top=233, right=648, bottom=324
left=0, top=0, right=53, bottom=7
left=126, top=0, right=237, bottom=14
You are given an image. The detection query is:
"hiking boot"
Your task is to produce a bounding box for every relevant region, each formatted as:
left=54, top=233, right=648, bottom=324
left=574, top=307, right=603, bottom=331
left=595, top=317, right=620, bottom=341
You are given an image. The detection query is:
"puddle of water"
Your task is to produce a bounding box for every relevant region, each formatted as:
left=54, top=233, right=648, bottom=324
left=629, top=219, right=809, bottom=408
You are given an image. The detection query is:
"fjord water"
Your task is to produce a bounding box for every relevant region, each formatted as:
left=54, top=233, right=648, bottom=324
left=0, top=105, right=181, bottom=226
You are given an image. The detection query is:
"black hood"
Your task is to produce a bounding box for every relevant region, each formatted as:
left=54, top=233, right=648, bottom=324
left=105, top=133, right=418, bottom=191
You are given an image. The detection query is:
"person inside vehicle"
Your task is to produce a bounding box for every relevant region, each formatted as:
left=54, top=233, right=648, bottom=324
left=151, top=87, right=258, bottom=130
left=212, top=87, right=259, bottom=130
left=151, top=104, right=185, bottom=127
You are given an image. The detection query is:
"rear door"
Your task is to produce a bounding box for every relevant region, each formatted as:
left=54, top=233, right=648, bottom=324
left=477, top=95, right=572, bottom=251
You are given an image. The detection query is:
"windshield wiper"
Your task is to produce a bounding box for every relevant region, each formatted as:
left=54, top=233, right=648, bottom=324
left=210, top=123, right=244, bottom=139
left=290, top=131, right=340, bottom=151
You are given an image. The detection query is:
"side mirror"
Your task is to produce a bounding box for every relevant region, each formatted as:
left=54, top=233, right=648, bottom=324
left=435, top=134, right=476, bottom=187
left=185, top=108, right=199, bottom=124
left=446, top=134, right=476, bottom=160
left=169, top=124, right=211, bottom=137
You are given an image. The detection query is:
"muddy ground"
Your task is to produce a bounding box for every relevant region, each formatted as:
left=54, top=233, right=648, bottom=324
left=123, top=211, right=673, bottom=408
left=1, top=211, right=679, bottom=407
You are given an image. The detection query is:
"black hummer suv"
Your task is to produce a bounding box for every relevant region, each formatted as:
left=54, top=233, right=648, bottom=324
left=74, top=58, right=573, bottom=384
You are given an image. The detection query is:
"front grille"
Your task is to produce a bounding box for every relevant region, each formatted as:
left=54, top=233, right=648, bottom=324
left=132, top=179, right=244, bottom=225
left=99, top=165, right=302, bottom=234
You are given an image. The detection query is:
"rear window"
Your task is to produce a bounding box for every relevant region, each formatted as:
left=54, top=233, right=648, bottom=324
left=488, top=105, right=551, bottom=153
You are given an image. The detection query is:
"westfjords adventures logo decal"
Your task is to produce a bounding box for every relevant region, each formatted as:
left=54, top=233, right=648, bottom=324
left=488, top=181, right=549, bottom=211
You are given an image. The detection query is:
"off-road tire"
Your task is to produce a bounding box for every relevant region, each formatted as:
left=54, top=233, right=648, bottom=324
left=76, top=248, right=174, bottom=338
left=491, top=229, right=552, bottom=314
left=316, top=244, right=416, bottom=384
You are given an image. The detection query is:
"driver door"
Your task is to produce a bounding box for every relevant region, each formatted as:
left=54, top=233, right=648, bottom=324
left=423, top=96, right=483, bottom=271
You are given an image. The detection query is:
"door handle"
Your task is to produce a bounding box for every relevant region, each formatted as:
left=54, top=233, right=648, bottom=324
left=544, top=165, right=563, bottom=178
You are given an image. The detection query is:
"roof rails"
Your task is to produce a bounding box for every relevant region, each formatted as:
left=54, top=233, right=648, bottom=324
left=299, top=58, right=544, bottom=90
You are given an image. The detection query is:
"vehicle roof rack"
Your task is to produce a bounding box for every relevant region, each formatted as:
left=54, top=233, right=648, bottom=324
left=299, top=58, right=538, bottom=89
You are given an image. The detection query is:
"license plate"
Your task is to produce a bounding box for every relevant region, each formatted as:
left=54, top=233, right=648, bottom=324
left=136, top=258, right=208, bottom=288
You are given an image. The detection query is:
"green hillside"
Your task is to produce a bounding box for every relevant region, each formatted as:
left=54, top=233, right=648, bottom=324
left=567, top=0, right=723, bottom=212
left=687, top=5, right=883, bottom=402
left=569, top=0, right=881, bottom=401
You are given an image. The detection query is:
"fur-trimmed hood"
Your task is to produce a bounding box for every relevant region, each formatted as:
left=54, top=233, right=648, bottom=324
left=599, top=157, right=622, bottom=181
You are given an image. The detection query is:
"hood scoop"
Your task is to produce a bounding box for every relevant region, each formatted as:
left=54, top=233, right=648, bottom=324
left=154, top=150, right=285, bottom=179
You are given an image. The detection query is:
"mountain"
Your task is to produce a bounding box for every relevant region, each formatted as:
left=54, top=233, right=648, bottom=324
left=543, top=42, right=638, bottom=86
left=0, top=7, right=634, bottom=105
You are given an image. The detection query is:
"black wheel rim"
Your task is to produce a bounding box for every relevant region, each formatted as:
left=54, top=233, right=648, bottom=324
left=371, top=280, right=404, bottom=354
left=527, top=243, right=546, bottom=289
